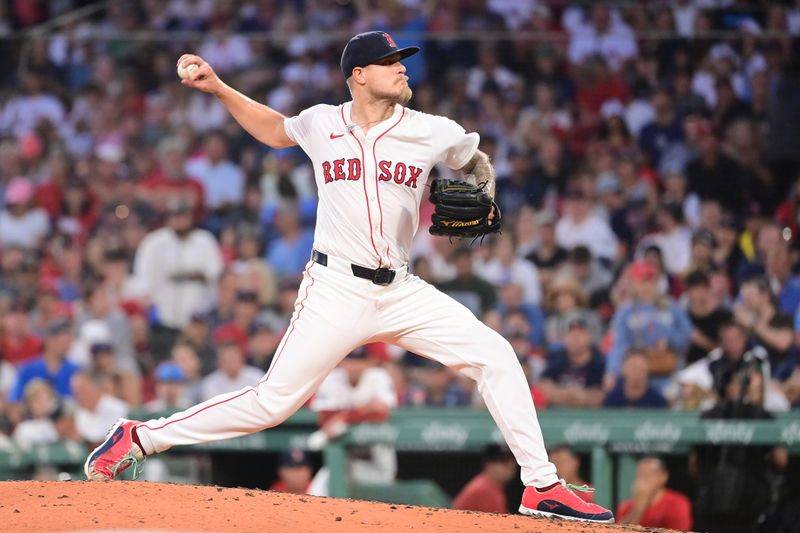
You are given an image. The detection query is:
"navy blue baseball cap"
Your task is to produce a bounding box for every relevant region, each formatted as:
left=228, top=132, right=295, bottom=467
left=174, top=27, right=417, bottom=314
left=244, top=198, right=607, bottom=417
left=340, top=31, right=420, bottom=79
left=278, top=448, right=311, bottom=468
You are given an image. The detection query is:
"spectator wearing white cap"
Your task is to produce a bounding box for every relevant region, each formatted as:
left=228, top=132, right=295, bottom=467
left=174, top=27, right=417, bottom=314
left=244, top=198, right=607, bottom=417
left=0, top=176, right=49, bottom=250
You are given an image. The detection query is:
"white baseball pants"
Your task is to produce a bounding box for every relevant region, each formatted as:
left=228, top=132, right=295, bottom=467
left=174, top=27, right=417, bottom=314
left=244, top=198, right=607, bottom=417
left=136, top=257, right=559, bottom=487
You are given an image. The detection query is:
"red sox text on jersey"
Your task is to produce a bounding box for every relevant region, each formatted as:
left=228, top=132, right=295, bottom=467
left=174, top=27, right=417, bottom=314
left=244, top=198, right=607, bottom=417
left=321, top=159, right=422, bottom=188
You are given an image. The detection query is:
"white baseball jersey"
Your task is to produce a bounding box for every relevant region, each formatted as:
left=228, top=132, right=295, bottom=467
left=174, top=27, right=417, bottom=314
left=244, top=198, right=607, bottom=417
left=283, top=101, right=479, bottom=268
left=135, top=101, right=559, bottom=491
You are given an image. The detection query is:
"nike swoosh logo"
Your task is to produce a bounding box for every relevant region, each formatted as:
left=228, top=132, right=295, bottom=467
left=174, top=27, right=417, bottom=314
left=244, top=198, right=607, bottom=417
left=330, top=132, right=344, bottom=139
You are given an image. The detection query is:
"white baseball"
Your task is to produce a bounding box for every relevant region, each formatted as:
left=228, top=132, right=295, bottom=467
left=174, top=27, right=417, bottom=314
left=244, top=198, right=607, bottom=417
left=177, top=62, right=198, bottom=80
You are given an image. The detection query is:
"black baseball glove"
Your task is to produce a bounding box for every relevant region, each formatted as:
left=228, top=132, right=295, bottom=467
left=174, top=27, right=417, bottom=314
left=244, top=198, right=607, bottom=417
left=428, top=178, right=501, bottom=239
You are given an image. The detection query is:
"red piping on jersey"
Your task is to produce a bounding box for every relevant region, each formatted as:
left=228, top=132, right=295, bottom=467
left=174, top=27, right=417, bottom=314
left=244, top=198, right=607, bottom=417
left=139, top=388, right=255, bottom=432
left=340, top=104, right=383, bottom=267
left=372, top=107, right=405, bottom=266
left=258, top=262, right=316, bottom=385
left=139, top=264, right=317, bottom=433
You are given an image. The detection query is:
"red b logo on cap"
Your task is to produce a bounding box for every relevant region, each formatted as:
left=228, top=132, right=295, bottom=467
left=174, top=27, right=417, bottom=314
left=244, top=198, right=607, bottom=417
left=383, top=32, right=397, bottom=48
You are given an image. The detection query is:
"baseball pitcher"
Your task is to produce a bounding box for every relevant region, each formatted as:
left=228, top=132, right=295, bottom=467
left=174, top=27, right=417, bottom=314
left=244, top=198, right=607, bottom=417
left=85, top=31, right=612, bottom=523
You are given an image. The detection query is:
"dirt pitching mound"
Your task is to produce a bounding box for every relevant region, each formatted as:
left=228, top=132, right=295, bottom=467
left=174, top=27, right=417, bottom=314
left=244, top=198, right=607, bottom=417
left=0, top=481, right=675, bottom=533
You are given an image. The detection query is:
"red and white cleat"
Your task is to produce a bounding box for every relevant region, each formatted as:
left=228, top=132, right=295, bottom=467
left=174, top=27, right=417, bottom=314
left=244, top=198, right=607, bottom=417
left=519, top=480, right=614, bottom=523
left=84, top=419, right=145, bottom=481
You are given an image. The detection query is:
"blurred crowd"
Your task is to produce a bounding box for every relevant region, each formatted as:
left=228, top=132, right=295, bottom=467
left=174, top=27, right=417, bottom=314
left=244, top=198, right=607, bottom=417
left=2, top=1, right=800, bottom=518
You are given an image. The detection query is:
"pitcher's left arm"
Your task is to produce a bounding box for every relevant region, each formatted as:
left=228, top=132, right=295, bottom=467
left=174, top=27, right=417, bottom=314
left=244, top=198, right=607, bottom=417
left=460, top=149, right=496, bottom=198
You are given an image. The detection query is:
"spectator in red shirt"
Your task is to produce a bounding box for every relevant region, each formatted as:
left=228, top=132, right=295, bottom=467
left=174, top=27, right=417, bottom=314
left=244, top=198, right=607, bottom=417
left=35, top=152, right=71, bottom=219
left=56, top=178, right=99, bottom=244
left=617, top=455, right=692, bottom=530
left=269, top=448, right=313, bottom=495
left=1, top=301, right=43, bottom=366
left=138, top=136, right=205, bottom=223
left=212, top=290, right=261, bottom=354
left=452, top=444, right=517, bottom=514
left=575, top=57, right=631, bottom=117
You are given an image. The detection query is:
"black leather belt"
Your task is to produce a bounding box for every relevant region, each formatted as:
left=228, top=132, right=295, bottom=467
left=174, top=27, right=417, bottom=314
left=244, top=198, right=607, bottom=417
left=312, top=249, right=397, bottom=285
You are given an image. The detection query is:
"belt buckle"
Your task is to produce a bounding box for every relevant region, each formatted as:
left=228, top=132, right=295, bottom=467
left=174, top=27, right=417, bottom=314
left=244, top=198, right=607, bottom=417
left=372, top=268, right=395, bottom=285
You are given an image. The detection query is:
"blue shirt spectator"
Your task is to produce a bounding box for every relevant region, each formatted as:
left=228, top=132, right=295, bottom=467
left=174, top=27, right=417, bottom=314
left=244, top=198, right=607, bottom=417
left=9, top=318, right=80, bottom=403
left=541, top=347, right=606, bottom=388
left=607, top=261, right=692, bottom=378
left=540, top=316, right=606, bottom=408
left=184, top=132, right=245, bottom=210
left=638, top=119, right=684, bottom=169
left=607, top=298, right=692, bottom=374
left=266, top=204, right=315, bottom=278
left=494, top=301, right=545, bottom=348
left=10, top=357, right=80, bottom=403
left=767, top=244, right=800, bottom=314
left=267, top=230, right=315, bottom=279
left=495, top=151, right=548, bottom=214
left=603, top=383, right=668, bottom=408
left=638, top=88, right=684, bottom=168
left=779, top=278, right=800, bottom=316
left=603, top=351, right=668, bottom=408
left=775, top=350, right=800, bottom=408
